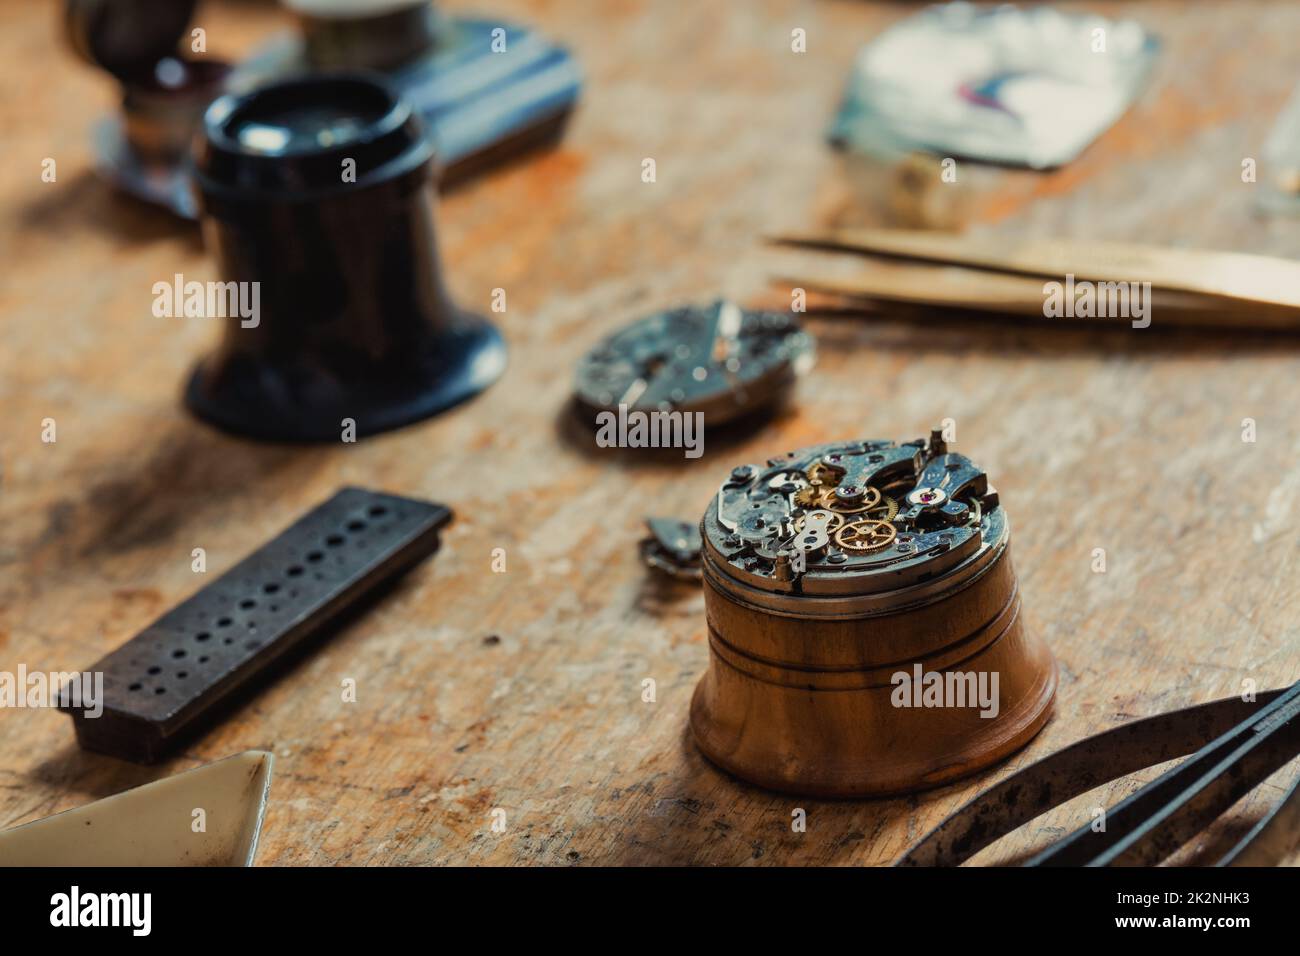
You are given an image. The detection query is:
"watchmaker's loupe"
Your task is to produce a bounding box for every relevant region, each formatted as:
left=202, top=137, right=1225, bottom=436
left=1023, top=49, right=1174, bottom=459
left=184, top=74, right=506, bottom=441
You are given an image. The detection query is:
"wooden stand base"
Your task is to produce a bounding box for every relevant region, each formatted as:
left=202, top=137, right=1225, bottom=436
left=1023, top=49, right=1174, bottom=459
left=691, top=542, right=1056, bottom=797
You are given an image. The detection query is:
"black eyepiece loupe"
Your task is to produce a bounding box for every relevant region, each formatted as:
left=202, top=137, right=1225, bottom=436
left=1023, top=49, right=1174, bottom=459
left=185, top=73, right=506, bottom=441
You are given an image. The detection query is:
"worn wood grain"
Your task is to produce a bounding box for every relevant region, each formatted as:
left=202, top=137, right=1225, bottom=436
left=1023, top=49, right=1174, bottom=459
left=1, top=0, right=1299, bottom=866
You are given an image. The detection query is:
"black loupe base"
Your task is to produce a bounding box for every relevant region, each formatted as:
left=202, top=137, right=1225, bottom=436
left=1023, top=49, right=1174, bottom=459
left=184, top=314, right=505, bottom=443
left=185, top=74, right=506, bottom=442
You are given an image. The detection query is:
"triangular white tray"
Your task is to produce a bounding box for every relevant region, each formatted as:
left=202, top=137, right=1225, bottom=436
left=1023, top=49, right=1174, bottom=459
left=0, top=750, right=273, bottom=866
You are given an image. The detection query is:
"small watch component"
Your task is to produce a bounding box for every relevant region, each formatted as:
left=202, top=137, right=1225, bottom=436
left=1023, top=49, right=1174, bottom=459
left=574, top=300, right=815, bottom=426
left=690, top=429, right=1057, bottom=797
left=61, top=488, right=452, bottom=763
left=639, top=517, right=703, bottom=582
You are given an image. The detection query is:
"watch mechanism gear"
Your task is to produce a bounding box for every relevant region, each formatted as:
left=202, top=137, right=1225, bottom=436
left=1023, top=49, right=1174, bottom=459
left=702, top=427, right=1001, bottom=596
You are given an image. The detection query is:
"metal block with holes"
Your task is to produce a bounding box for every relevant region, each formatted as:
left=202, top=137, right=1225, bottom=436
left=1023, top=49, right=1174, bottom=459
left=61, top=487, right=452, bottom=763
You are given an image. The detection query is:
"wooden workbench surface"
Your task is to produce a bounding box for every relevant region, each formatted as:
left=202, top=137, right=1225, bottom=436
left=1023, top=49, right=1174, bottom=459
left=3, top=0, right=1299, bottom=866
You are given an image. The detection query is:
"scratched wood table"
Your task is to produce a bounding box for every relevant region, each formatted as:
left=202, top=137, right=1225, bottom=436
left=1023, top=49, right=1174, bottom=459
left=2, top=0, right=1300, bottom=866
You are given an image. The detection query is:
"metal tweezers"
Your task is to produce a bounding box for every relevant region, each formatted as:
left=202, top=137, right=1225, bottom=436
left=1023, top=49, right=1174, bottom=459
left=771, top=229, right=1300, bottom=330
left=897, top=682, right=1300, bottom=866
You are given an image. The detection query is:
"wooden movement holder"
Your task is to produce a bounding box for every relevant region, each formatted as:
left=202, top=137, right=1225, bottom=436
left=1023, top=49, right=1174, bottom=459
left=691, top=521, right=1057, bottom=798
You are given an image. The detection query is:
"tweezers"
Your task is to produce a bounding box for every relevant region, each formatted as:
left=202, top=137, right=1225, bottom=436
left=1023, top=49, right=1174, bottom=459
left=897, top=682, right=1300, bottom=866
left=772, top=229, right=1300, bottom=329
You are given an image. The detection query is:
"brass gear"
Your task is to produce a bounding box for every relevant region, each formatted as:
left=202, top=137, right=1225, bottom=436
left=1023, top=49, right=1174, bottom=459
left=805, top=462, right=839, bottom=487
left=825, top=485, right=882, bottom=515
left=792, top=485, right=824, bottom=509
left=865, top=494, right=899, bottom=522
left=833, top=519, right=897, bottom=553
left=801, top=461, right=898, bottom=519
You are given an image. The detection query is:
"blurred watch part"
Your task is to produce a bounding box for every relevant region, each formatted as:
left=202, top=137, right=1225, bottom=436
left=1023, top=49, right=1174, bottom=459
left=640, top=517, right=704, bottom=582
left=65, top=0, right=231, bottom=217
left=66, top=0, right=202, bottom=81
left=574, top=300, right=815, bottom=430
left=233, top=0, right=582, bottom=190
left=65, top=0, right=582, bottom=218
left=288, top=0, right=444, bottom=71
